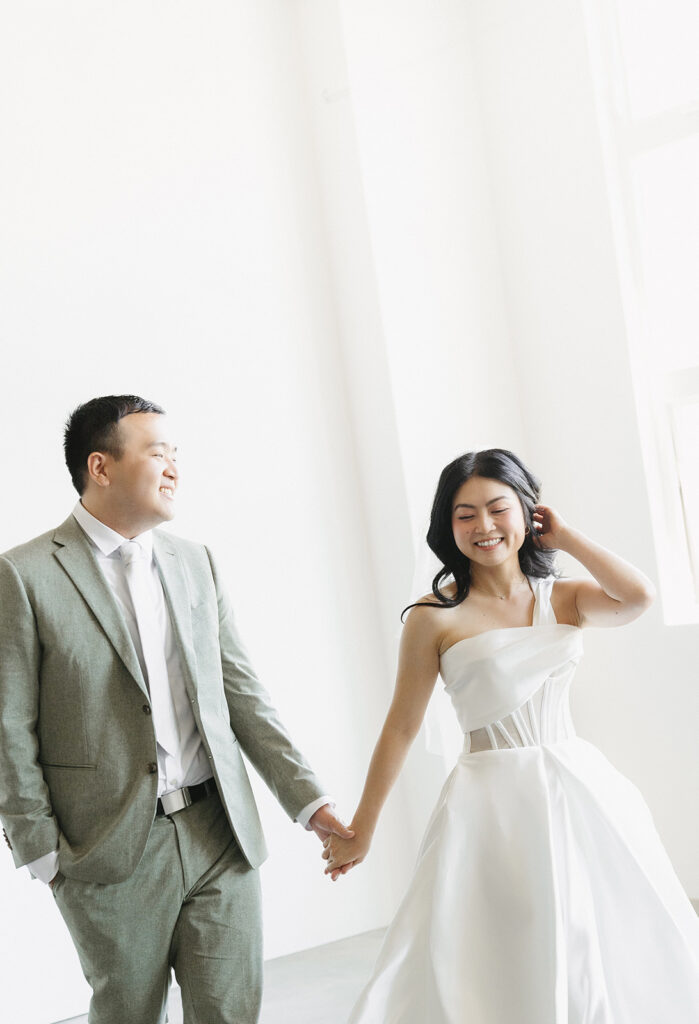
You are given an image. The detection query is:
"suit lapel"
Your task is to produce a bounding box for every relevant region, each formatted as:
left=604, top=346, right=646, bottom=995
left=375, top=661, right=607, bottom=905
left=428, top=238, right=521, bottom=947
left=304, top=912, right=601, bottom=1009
left=53, top=516, right=149, bottom=698
left=152, top=531, right=199, bottom=696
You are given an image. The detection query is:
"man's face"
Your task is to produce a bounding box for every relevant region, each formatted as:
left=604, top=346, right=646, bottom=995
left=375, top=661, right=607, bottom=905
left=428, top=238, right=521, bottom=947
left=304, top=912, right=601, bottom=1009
left=100, top=412, right=179, bottom=532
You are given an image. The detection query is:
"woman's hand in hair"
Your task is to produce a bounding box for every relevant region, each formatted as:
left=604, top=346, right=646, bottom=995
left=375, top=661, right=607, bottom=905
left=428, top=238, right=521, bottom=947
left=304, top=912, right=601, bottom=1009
left=531, top=503, right=570, bottom=550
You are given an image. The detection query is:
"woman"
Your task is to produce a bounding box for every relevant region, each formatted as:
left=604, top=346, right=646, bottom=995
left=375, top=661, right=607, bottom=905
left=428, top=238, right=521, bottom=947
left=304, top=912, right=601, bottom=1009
left=323, top=449, right=699, bottom=1023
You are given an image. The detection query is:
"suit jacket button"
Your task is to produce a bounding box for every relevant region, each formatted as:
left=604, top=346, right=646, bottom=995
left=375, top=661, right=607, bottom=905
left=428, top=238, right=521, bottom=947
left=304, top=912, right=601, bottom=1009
left=147, top=762, right=158, bottom=774
left=142, top=705, right=152, bottom=715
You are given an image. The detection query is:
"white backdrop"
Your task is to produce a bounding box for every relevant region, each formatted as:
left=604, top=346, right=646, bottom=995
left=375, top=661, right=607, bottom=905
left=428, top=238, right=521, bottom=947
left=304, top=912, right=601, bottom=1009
left=1, top=2, right=696, bottom=1022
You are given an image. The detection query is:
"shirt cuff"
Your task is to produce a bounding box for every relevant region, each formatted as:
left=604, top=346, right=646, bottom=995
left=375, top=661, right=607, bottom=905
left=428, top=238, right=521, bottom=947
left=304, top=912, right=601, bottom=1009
left=296, top=796, right=333, bottom=830
left=26, top=849, right=59, bottom=885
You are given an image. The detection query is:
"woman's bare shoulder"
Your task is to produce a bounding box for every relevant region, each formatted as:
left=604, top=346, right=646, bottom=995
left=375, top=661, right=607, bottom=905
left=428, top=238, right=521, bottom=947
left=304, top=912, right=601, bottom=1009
left=402, top=586, right=458, bottom=643
left=404, top=592, right=447, bottom=617
left=405, top=582, right=456, bottom=614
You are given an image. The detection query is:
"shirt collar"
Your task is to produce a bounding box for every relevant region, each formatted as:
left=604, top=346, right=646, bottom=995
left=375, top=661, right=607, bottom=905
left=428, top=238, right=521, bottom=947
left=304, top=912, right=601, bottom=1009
left=72, top=501, right=154, bottom=560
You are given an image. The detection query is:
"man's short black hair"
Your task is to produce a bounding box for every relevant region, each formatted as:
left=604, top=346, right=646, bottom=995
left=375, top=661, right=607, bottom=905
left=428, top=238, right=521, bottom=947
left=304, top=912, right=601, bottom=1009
left=63, top=395, right=165, bottom=495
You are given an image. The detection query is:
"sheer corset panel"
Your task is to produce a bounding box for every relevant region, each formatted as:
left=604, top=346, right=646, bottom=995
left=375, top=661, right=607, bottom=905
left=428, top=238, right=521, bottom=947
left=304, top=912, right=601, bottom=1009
left=464, top=666, right=577, bottom=753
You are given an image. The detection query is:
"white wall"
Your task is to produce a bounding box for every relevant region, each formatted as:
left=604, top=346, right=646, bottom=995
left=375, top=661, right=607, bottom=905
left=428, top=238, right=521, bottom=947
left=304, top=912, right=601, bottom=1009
left=337, top=0, right=526, bottom=517
left=294, top=0, right=529, bottom=839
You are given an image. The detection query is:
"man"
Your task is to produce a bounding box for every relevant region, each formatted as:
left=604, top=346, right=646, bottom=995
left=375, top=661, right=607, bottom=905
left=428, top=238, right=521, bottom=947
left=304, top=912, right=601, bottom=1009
left=0, top=394, right=352, bottom=1023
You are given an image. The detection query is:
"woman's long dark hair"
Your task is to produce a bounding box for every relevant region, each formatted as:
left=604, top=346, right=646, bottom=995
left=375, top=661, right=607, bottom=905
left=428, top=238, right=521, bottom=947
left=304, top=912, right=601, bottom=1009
left=402, top=449, right=558, bottom=619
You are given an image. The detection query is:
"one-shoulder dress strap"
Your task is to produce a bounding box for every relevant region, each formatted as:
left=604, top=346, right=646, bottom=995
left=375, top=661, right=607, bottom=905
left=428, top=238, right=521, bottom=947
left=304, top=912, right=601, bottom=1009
left=530, top=575, right=558, bottom=626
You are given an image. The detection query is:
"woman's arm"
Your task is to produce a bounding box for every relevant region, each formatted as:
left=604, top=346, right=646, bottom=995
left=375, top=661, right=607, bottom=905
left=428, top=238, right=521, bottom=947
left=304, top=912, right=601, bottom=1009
left=534, top=504, right=656, bottom=627
left=322, top=604, right=441, bottom=880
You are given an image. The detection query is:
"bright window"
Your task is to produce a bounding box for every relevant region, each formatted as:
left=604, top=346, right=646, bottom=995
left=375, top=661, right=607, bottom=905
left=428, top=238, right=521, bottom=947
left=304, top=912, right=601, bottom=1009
left=585, top=0, right=699, bottom=622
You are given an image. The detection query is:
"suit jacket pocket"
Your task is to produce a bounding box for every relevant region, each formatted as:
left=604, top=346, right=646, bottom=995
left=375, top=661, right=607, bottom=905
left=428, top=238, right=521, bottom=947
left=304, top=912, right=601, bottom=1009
left=39, top=762, right=97, bottom=770
left=37, top=668, right=93, bottom=767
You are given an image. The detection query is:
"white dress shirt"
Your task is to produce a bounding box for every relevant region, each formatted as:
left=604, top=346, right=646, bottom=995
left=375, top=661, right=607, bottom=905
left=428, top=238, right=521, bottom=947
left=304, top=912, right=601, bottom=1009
left=28, top=503, right=329, bottom=883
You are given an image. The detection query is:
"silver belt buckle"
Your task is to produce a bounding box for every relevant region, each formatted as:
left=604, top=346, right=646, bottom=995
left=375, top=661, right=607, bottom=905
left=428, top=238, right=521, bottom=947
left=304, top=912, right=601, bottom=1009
left=160, top=786, right=192, bottom=816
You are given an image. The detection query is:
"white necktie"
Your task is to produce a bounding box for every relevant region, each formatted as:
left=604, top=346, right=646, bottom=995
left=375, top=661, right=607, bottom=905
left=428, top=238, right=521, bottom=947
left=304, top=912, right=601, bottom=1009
left=119, top=541, right=180, bottom=756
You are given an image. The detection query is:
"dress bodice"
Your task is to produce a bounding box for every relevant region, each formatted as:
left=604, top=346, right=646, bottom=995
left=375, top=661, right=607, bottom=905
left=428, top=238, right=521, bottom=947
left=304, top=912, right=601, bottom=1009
left=439, top=576, right=583, bottom=752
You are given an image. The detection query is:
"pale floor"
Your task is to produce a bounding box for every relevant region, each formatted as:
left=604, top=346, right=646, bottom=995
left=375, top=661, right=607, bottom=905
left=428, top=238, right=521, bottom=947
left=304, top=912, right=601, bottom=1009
left=52, top=927, right=386, bottom=1024
left=49, top=904, right=699, bottom=1023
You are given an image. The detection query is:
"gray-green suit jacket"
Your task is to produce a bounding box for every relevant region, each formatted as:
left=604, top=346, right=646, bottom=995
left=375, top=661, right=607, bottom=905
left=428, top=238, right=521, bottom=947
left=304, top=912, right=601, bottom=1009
left=0, top=515, right=325, bottom=883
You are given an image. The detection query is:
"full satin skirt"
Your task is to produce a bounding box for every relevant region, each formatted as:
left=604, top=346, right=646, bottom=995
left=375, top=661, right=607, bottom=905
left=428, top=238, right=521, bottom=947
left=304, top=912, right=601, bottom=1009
left=348, top=737, right=699, bottom=1024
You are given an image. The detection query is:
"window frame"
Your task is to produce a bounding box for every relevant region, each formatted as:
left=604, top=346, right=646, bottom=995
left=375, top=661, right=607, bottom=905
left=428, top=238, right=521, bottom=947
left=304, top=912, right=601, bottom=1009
left=583, top=0, right=699, bottom=623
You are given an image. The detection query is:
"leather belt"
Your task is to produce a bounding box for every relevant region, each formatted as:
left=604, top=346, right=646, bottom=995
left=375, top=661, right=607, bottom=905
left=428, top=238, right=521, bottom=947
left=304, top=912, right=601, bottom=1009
left=156, top=778, right=218, bottom=817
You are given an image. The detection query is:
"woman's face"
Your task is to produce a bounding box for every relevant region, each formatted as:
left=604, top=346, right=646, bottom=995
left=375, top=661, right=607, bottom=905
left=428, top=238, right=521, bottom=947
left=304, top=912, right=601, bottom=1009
left=451, top=475, right=527, bottom=568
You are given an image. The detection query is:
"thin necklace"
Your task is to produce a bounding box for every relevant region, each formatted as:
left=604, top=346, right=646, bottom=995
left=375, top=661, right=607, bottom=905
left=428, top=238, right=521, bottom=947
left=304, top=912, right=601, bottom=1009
left=471, top=575, right=530, bottom=601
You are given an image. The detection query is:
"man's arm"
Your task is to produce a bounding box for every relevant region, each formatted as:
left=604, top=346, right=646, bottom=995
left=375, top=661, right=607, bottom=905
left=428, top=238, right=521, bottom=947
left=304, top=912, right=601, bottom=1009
left=0, top=555, right=61, bottom=869
left=205, top=547, right=332, bottom=823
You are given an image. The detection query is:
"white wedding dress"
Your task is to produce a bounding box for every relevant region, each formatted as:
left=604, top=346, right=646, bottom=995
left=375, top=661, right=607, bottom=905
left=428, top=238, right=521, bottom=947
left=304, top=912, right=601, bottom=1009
left=348, top=576, right=699, bottom=1023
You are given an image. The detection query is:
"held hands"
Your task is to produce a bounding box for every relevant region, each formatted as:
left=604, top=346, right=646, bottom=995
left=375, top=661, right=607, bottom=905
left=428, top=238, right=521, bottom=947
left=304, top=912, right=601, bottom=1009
left=308, top=804, right=355, bottom=844
left=310, top=805, right=364, bottom=881
left=531, top=504, right=571, bottom=550
left=322, top=829, right=370, bottom=882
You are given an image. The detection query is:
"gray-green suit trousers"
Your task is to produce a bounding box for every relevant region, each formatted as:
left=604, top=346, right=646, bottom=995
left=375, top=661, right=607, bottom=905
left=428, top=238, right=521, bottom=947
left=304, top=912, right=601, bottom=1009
left=52, top=790, right=262, bottom=1024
